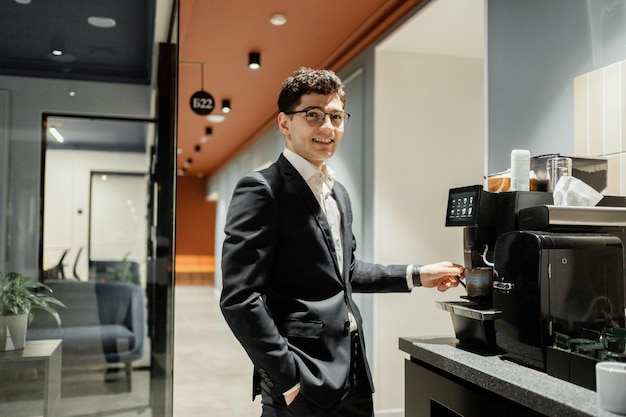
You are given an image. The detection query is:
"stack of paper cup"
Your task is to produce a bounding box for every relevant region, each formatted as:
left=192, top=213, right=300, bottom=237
left=596, top=362, right=626, bottom=414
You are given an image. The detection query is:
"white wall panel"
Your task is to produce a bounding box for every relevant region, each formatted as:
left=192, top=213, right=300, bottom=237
left=373, top=51, right=484, bottom=412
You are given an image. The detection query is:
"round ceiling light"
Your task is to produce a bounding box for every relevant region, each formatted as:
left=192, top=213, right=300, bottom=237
left=88, top=16, right=117, bottom=28
left=269, top=13, right=287, bottom=26
left=207, top=114, right=226, bottom=123
left=47, top=52, right=76, bottom=63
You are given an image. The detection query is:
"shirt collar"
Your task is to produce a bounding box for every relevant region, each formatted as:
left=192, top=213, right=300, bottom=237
left=283, top=148, right=335, bottom=186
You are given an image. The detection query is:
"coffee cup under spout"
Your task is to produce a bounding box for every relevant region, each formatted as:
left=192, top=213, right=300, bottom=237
left=464, top=267, right=494, bottom=299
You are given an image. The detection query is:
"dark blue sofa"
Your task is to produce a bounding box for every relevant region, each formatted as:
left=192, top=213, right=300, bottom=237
left=26, top=280, right=145, bottom=389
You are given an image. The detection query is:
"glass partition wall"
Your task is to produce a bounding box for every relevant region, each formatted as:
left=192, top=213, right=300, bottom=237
left=0, top=106, right=175, bottom=415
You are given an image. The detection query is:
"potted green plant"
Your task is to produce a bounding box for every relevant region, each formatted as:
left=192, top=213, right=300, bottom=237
left=0, top=272, right=65, bottom=351
left=105, top=252, right=141, bottom=285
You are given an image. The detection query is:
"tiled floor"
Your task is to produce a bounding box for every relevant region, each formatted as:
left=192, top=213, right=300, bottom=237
left=173, top=285, right=261, bottom=417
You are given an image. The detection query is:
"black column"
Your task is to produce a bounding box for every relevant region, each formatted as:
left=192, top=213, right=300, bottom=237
left=148, top=41, right=177, bottom=417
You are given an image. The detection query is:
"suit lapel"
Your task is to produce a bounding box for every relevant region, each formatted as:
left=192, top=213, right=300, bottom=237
left=277, top=156, right=344, bottom=282
left=331, top=183, right=352, bottom=282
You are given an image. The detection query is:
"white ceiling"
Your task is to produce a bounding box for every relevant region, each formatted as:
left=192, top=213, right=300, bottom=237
left=378, top=0, right=484, bottom=59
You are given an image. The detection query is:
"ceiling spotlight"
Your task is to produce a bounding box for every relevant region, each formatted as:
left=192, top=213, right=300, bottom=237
left=201, top=126, right=213, bottom=143
left=249, top=52, right=261, bottom=70
left=269, top=13, right=287, bottom=26
left=194, top=144, right=201, bottom=153
left=207, top=114, right=226, bottom=123
left=48, top=37, right=76, bottom=63
left=222, top=99, right=231, bottom=114
left=88, top=16, right=117, bottom=28
left=50, top=36, right=64, bottom=56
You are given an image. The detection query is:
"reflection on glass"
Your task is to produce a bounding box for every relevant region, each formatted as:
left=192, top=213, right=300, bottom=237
left=89, top=172, right=148, bottom=286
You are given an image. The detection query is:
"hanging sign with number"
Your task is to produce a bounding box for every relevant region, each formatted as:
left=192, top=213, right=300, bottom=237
left=190, top=90, right=215, bottom=115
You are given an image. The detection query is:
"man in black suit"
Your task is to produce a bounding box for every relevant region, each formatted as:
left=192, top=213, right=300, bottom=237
left=220, top=67, right=464, bottom=417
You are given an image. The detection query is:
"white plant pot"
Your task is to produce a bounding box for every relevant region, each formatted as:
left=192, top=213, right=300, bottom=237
left=0, top=313, right=28, bottom=351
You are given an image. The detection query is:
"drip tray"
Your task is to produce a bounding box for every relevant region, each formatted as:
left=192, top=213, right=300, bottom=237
left=436, top=301, right=502, bottom=353
left=436, top=301, right=502, bottom=320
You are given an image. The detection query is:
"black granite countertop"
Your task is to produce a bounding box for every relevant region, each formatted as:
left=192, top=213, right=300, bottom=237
left=399, top=337, right=624, bottom=417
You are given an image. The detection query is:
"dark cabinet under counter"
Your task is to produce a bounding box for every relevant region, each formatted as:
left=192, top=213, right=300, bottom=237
left=400, top=337, right=617, bottom=417
left=405, top=357, right=541, bottom=417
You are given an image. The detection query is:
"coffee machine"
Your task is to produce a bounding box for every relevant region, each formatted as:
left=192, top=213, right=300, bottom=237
left=438, top=184, right=555, bottom=351
left=440, top=184, right=626, bottom=386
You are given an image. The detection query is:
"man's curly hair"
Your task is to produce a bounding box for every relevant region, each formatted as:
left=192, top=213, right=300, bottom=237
left=277, top=67, right=346, bottom=113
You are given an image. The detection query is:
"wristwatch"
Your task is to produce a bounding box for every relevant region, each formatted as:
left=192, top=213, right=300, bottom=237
left=412, top=265, right=421, bottom=287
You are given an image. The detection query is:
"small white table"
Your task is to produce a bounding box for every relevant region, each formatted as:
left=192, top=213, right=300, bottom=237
left=0, top=339, right=62, bottom=417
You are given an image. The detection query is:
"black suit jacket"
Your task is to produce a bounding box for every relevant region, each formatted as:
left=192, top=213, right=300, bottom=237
left=220, top=155, right=410, bottom=408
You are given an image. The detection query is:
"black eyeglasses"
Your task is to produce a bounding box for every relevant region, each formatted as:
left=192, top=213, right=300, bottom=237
left=284, top=107, right=350, bottom=128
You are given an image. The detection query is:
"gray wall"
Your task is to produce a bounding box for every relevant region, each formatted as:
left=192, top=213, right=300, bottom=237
left=488, top=0, right=626, bottom=172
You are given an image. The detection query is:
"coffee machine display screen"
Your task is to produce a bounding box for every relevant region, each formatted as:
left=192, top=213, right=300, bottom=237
left=446, top=185, right=481, bottom=227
